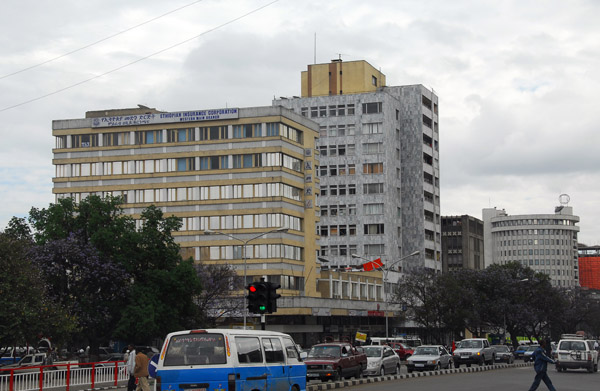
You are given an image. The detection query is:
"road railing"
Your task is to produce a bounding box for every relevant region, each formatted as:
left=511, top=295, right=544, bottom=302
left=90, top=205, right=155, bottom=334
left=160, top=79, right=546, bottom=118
left=0, top=360, right=127, bottom=391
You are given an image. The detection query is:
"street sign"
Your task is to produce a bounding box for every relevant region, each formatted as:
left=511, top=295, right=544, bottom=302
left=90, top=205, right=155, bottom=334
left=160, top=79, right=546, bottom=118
left=148, top=354, right=159, bottom=378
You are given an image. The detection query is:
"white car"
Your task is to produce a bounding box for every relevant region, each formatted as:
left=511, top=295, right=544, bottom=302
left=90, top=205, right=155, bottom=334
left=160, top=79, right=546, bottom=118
left=406, top=345, right=453, bottom=372
left=362, top=345, right=400, bottom=376
left=555, top=337, right=598, bottom=372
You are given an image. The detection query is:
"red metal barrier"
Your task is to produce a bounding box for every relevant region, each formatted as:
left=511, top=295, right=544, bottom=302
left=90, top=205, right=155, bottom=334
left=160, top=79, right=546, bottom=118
left=0, top=360, right=126, bottom=391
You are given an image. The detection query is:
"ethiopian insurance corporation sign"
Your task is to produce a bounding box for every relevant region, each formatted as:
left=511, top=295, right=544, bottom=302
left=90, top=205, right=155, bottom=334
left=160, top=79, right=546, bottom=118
left=91, top=108, right=239, bottom=128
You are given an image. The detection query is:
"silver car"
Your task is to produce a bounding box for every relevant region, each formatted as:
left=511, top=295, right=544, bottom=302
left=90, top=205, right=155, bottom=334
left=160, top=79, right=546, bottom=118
left=406, top=345, right=453, bottom=372
left=362, top=345, right=400, bottom=376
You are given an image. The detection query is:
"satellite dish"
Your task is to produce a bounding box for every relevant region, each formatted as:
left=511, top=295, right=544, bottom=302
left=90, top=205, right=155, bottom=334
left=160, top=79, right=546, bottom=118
left=559, top=194, right=570, bottom=206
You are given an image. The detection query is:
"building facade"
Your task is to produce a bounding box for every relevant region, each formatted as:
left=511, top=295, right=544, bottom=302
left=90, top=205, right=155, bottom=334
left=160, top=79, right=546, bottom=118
left=274, top=60, right=442, bottom=273
left=441, top=215, right=484, bottom=272
left=52, top=105, right=403, bottom=346
left=482, top=205, right=580, bottom=287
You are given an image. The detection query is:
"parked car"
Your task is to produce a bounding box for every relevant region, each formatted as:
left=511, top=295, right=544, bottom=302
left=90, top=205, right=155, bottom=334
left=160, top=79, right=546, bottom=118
left=555, top=337, right=598, bottom=372
left=362, top=345, right=400, bottom=376
left=514, top=344, right=529, bottom=359
left=523, top=345, right=540, bottom=362
left=386, top=342, right=413, bottom=360
left=406, top=345, right=453, bottom=372
left=304, top=342, right=366, bottom=382
left=452, top=338, right=495, bottom=368
left=491, top=345, right=514, bottom=364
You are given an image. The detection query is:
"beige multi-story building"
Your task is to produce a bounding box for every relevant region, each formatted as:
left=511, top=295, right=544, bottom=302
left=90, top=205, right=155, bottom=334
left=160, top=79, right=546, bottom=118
left=52, top=105, right=390, bottom=346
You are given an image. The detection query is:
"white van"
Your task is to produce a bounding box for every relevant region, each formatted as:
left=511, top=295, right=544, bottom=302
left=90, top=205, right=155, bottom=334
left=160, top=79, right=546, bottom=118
left=154, top=329, right=306, bottom=391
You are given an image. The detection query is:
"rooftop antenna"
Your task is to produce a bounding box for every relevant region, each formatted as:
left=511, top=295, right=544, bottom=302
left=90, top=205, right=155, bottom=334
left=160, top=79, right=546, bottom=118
left=314, top=33, right=316, bottom=64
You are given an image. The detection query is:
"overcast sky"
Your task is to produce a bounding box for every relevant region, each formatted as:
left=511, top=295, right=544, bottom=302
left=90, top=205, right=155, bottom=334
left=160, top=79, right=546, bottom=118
left=1, top=0, right=599, bottom=244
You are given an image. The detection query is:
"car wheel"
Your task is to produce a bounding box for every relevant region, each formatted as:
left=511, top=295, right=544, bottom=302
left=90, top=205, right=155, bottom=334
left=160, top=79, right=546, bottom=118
left=448, top=360, right=454, bottom=369
left=380, top=366, right=385, bottom=376
left=354, top=365, right=362, bottom=379
left=594, top=363, right=598, bottom=372
left=335, top=368, right=343, bottom=381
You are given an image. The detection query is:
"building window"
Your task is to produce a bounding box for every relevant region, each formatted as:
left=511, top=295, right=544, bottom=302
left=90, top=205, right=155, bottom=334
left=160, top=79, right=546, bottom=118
left=364, top=223, right=384, bottom=235
left=362, top=123, right=383, bottom=134
left=363, top=183, right=384, bottom=194
left=372, top=76, right=377, bottom=86
left=362, top=102, right=382, bottom=114
left=363, top=163, right=383, bottom=174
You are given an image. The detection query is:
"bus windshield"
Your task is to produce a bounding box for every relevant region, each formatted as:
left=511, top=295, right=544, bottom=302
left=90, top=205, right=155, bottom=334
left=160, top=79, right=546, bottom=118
left=163, top=333, right=227, bottom=366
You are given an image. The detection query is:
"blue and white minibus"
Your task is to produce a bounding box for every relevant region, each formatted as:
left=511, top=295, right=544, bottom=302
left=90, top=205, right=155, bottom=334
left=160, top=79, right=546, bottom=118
left=154, top=329, right=306, bottom=391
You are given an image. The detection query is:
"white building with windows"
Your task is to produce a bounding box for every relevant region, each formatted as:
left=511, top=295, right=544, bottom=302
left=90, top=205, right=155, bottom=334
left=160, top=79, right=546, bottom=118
left=274, top=59, right=441, bottom=273
left=482, top=205, right=580, bottom=287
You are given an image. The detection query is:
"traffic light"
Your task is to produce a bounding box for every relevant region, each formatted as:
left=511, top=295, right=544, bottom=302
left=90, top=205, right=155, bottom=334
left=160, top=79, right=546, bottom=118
left=247, top=281, right=268, bottom=314
left=266, top=282, right=281, bottom=313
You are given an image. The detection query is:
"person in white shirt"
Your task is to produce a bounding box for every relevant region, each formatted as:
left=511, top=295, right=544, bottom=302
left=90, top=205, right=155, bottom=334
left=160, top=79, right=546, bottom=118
left=126, top=344, right=136, bottom=391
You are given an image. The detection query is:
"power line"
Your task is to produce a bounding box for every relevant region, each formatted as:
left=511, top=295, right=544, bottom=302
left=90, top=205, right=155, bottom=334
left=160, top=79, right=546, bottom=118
left=0, top=0, right=279, bottom=113
left=0, top=0, right=206, bottom=80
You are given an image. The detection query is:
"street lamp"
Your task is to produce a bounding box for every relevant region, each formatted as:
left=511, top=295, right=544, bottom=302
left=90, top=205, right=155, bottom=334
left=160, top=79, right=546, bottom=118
left=203, top=227, right=288, bottom=329
left=352, top=251, right=420, bottom=339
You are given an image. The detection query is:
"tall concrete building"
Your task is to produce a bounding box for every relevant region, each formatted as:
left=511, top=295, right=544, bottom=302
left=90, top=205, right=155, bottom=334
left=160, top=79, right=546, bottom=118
left=274, top=59, right=441, bottom=273
left=482, top=204, right=580, bottom=287
left=441, top=215, right=484, bottom=272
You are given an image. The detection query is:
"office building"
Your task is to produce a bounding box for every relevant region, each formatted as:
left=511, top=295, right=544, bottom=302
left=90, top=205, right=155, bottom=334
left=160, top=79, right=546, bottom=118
left=52, top=104, right=399, bottom=345
left=441, top=215, right=484, bottom=272
left=482, top=204, right=580, bottom=287
left=274, top=59, right=442, bottom=273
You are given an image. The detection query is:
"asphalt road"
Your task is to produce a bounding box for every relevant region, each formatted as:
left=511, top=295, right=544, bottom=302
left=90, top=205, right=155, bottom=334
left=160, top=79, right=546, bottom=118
left=344, top=365, right=599, bottom=391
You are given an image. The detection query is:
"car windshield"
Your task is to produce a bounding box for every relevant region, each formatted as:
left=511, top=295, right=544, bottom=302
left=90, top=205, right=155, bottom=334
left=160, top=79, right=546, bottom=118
left=308, top=346, right=341, bottom=358
left=559, top=341, right=586, bottom=351
left=526, top=346, right=539, bottom=352
left=492, top=345, right=509, bottom=352
left=414, top=347, right=438, bottom=356
left=458, top=340, right=483, bottom=349
left=363, top=347, right=382, bottom=358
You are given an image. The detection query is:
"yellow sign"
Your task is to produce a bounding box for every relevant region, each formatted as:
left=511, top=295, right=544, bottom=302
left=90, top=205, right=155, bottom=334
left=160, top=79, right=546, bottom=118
left=355, top=332, right=367, bottom=343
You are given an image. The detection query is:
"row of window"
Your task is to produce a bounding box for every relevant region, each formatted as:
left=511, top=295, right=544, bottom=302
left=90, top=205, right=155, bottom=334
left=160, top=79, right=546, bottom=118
left=493, top=219, right=578, bottom=228
left=301, top=104, right=356, bottom=118
left=199, top=244, right=302, bottom=262
left=319, top=224, right=358, bottom=237
left=319, top=183, right=384, bottom=196
left=318, top=124, right=356, bottom=138
left=494, top=229, right=577, bottom=237
left=498, top=249, right=576, bottom=257
left=319, top=245, right=358, bottom=257
left=319, top=244, right=385, bottom=257
left=55, top=122, right=304, bottom=149
left=318, top=144, right=355, bottom=157
left=497, top=238, right=575, bottom=247
left=55, top=182, right=303, bottom=204
left=330, top=280, right=383, bottom=301
left=55, top=152, right=303, bottom=178
left=319, top=164, right=356, bottom=177
left=320, top=204, right=357, bottom=216
left=176, top=213, right=302, bottom=232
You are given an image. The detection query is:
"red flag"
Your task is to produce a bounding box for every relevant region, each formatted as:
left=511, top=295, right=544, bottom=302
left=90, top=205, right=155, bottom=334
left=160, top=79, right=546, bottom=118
left=362, top=262, right=374, bottom=271
left=372, top=258, right=383, bottom=269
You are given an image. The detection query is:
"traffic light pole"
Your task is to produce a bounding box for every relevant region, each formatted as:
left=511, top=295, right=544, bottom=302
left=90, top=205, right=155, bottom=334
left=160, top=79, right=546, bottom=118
left=261, top=314, right=266, bottom=330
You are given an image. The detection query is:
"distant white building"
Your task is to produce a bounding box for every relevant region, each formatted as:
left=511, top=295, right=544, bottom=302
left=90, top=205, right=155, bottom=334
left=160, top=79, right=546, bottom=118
left=482, top=205, right=580, bottom=287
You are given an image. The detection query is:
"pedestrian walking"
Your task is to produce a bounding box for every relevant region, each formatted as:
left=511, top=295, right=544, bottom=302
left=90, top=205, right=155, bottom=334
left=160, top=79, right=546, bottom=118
left=528, top=339, right=557, bottom=391
left=126, top=344, right=137, bottom=391
left=135, top=348, right=151, bottom=391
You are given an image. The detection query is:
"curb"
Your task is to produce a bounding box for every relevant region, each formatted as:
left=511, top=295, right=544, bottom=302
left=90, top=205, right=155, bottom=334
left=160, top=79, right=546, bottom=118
left=307, top=362, right=532, bottom=391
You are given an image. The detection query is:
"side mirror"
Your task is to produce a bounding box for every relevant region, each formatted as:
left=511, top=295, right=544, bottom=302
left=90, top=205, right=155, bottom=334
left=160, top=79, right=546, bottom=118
left=300, top=351, right=308, bottom=360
